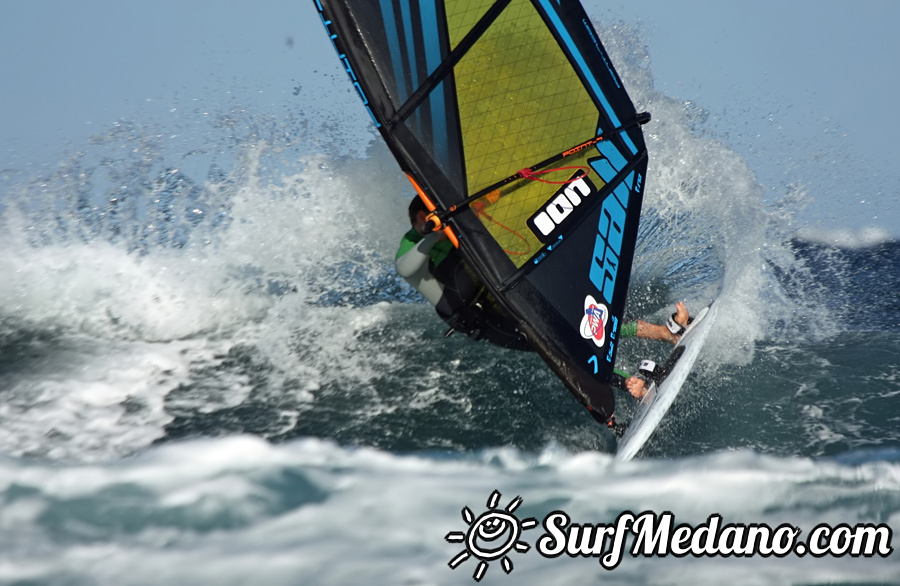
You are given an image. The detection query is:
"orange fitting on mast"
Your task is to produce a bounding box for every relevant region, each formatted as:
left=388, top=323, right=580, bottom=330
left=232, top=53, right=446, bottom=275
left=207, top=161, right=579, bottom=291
left=424, top=211, right=443, bottom=231
left=405, top=173, right=459, bottom=248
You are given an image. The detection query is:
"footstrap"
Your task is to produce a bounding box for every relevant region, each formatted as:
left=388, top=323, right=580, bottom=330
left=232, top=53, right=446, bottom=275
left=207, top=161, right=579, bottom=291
left=638, top=359, right=659, bottom=383
left=666, top=312, right=695, bottom=336
left=666, top=314, right=685, bottom=336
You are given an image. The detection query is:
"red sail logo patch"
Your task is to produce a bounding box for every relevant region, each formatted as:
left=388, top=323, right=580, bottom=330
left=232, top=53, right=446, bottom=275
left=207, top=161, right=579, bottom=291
left=579, top=295, right=608, bottom=348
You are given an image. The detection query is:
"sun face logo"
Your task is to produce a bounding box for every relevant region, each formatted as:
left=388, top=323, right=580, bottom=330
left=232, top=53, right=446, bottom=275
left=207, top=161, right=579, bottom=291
left=445, top=490, right=538, bottom=582
left=579, top=295, right=609, bottom=348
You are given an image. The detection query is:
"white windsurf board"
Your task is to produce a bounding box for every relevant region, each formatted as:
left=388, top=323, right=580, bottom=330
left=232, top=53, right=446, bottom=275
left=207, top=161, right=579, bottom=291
left=615, top=302, right=717, bottom=462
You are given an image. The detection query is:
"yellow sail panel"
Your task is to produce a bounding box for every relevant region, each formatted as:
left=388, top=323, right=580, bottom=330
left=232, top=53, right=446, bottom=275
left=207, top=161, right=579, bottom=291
left=446, top=0, right=600, bottom=266
left=444, top=2, right=492, bottom=49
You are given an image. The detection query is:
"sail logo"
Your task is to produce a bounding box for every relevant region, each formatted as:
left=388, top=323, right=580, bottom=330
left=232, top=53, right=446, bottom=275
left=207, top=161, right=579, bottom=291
left=579, top=295, right=609, bottom=347
left=526, top=171, right=597, bottom=243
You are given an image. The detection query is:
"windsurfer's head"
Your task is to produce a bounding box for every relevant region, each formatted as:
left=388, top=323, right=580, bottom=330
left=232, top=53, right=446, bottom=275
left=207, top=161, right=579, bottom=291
left=408, top=196, right=429, bottom=234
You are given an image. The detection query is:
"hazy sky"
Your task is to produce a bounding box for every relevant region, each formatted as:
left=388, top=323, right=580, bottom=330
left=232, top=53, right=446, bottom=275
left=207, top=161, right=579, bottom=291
left=599, top=0, right=900, bottom=240
left=2, top=1, right=897, bottom=239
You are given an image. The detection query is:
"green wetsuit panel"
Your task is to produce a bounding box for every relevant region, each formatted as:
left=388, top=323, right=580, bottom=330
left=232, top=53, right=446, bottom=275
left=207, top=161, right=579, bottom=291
left=396, top=229, right=453, bottom=266
left=620, top=321, right=638, bottom=339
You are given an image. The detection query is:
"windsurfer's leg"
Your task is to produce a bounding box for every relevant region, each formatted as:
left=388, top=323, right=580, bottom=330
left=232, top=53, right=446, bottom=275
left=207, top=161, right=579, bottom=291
left=611, top=370, right=628, bottom=390
left=472, top=305, right=532, bottom=351
left=634, top=319, right=678, bottom=344
left=439, top=305, right=482, bottom=340
left=634, top=302, right=693, bottom=344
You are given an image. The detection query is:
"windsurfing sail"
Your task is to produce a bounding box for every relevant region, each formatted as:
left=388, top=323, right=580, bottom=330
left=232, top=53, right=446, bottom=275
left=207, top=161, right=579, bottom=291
left=315, top=0, right=649, bottom=423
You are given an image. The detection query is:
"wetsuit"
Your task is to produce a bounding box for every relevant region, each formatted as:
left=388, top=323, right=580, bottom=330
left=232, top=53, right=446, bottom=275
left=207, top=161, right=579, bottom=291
left=396, top=229, right=530, bottom=350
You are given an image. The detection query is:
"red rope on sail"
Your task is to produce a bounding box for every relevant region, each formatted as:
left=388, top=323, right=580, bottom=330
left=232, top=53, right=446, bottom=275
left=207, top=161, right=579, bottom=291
left=518, top=166, right=591, bottom=184
left=471, top=201, right=530, bottom=256
left=468, top=166, right=591, bottom=255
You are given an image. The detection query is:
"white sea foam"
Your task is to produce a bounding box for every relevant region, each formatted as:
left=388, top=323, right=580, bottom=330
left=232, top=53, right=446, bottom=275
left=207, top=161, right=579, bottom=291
left=797, top=225, right=894, bottom=248
left=0, top=437, right=896, bottom=585
left=0, top=127, right=434, bottom=462
left=595, top=23, right=839, bottom=368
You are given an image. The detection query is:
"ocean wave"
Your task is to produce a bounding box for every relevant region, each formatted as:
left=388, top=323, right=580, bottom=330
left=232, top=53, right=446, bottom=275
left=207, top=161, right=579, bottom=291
left=0, top=436, right=897, bottom=585
left=796, top=226, right=895, bottom=249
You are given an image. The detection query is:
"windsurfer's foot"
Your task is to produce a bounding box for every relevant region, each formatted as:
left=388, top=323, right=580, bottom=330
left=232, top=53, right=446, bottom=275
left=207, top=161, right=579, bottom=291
left=668, top=301, right=691, bottom=344
left=626, top=376, right=647, bottom=399
left=674, top=301, right=690, bottom=328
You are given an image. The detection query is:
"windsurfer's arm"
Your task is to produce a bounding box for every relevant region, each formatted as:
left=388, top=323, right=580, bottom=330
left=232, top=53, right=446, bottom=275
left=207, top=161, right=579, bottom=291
left=396, top=232, right=438, bottom=276
left=395, top=232, right=445, bottom=307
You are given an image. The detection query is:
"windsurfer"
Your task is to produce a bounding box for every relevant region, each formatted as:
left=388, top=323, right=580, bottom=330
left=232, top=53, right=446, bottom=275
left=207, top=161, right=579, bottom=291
left=396, top=196, right=532, bottom=351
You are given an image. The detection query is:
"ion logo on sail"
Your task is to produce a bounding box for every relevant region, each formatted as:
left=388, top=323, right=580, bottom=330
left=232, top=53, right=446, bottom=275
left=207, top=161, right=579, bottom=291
left=579, top=295, right=609, bottom=348
left=526, top=171, right=598, bottom=243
